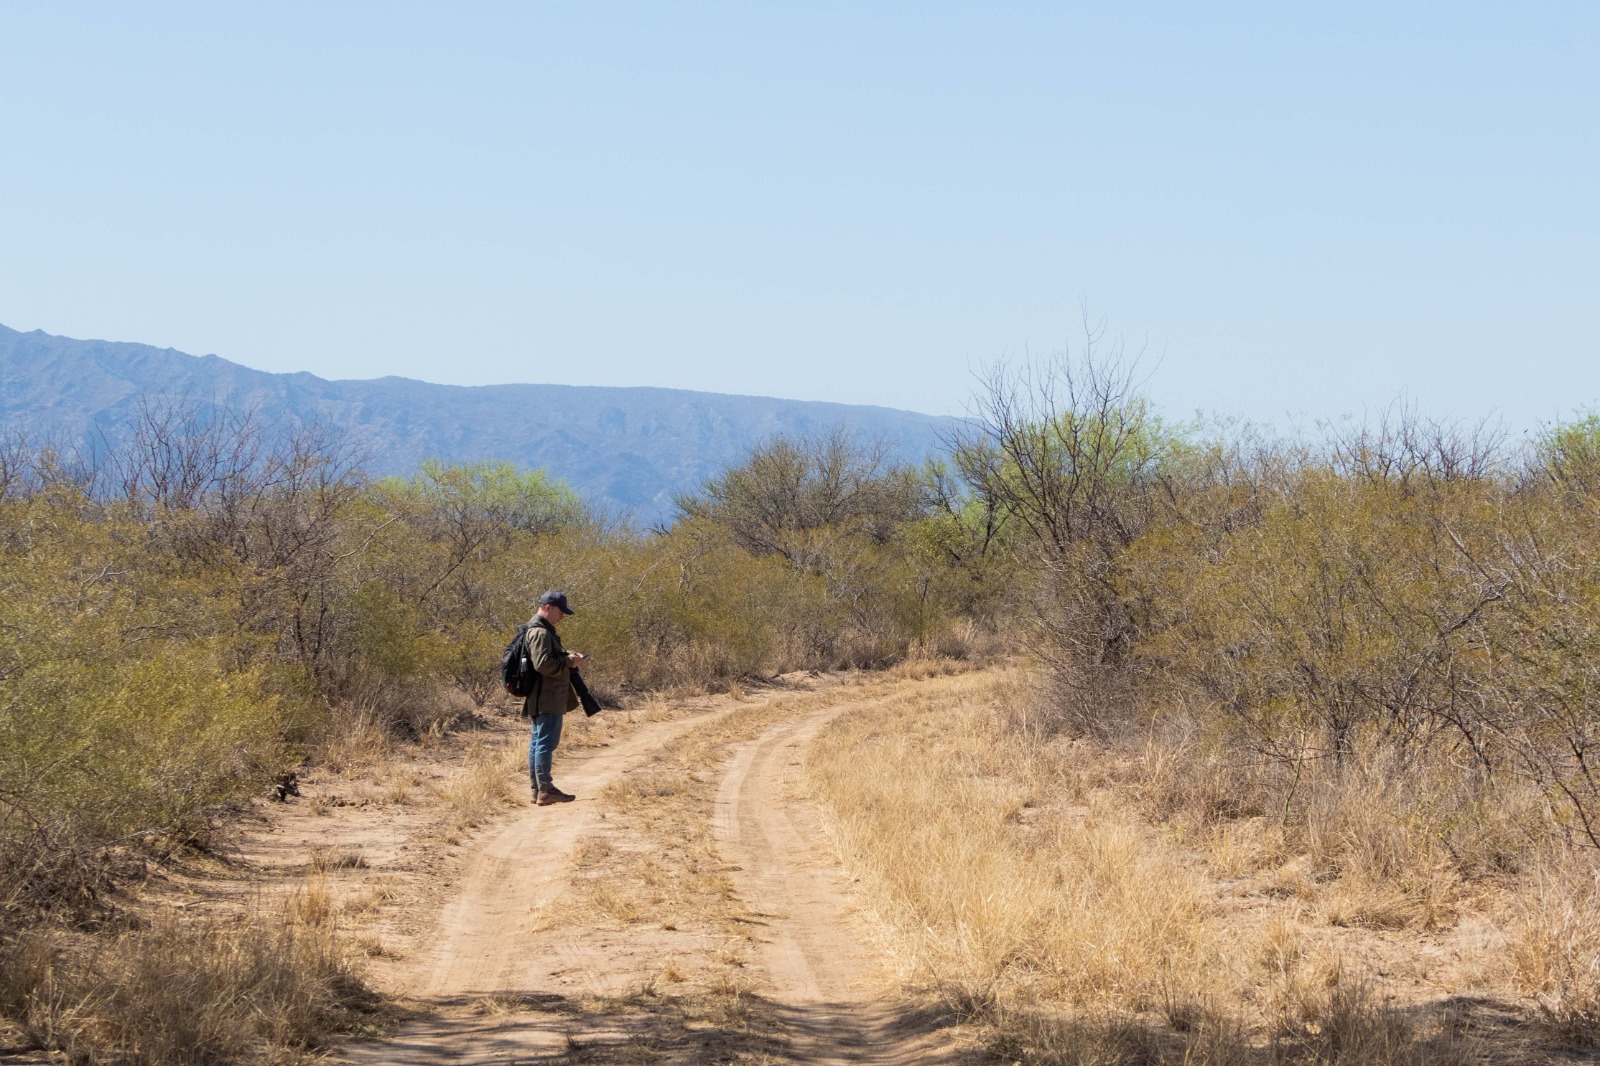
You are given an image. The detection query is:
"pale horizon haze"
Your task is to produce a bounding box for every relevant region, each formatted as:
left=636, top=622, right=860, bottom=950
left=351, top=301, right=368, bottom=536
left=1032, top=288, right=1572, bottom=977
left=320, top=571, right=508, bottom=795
left=2, top=3, right=1596, bottom=432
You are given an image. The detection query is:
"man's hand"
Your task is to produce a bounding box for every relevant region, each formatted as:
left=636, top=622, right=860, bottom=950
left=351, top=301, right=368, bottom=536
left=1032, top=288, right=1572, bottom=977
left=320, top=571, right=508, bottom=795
left=568, top=651, right=586, bottom=666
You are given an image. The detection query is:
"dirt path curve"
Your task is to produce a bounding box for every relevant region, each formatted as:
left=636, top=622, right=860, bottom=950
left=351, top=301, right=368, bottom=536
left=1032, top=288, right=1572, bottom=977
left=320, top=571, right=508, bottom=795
left=417, top=705, right=734, bottom=1000
left=713, top=706, right=960, bottom=1066
left=335, top=677, right=966, bottom=1065
left=337, top=702, right=742, bottom=1064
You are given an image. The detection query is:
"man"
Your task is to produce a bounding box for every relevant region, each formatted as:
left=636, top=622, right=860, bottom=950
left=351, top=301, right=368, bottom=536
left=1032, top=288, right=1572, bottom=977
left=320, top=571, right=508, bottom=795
left=523, top=589, right=586, bottom=805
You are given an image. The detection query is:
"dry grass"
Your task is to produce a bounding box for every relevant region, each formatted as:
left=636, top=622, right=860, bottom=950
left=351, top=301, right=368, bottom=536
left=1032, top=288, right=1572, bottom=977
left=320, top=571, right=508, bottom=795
left=1508, top=857, right=1600, bottom=1045
left=1127, top=705, right=1550, bottom=936
left=287, top=873, right=336, bottom=927
left=0, top=896, right=377, bottom=1065
left=809, top=672, right=1222, bottom=1010
left=434, top=733, right=524, bottom=832
left=376, top=764, right=425, bottom=805
left=310, top=845, right=369, bottom=873
left=803, top=668, right=1532, bottom=1064
left=314, top=706, right=393, bottom=775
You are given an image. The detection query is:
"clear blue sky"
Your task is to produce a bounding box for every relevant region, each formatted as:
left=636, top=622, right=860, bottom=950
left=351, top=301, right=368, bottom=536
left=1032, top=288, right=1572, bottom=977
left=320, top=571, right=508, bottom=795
left=3, top=3, right=1596, bottom=431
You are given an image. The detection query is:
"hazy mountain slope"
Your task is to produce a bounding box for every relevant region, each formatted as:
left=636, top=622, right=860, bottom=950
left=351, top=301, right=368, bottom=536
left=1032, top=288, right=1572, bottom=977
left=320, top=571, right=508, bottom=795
left=0, top=324, right=957, bottom=520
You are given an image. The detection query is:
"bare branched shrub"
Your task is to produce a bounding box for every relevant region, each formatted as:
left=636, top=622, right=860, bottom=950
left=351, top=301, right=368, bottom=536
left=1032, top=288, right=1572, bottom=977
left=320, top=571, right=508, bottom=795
left=1534, top=409, right=1600, bottom=501
left=1329, top=402, right=1508, bottom=488
left=0, top=428, right=101, bottom=504
left=661, top=426, right=998, bottom=677
left=955, top=333, right=1173, bottom=733
left=676, top=427, right=922, bottom=568
left=1432, top=508, right=1600, bottom=849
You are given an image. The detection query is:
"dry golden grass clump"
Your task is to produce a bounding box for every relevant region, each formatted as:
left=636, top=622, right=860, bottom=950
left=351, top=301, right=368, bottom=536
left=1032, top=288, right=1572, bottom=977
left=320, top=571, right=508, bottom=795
left=434, top=733, right=525, bottom=834
left=809, top=674, right=1225, bottom=1015
left=804, top=668, right=1563, bottom=1064
left=0, top=899, right=377, bottom=1065
left=1508, top=860, right=1600, bottom=1045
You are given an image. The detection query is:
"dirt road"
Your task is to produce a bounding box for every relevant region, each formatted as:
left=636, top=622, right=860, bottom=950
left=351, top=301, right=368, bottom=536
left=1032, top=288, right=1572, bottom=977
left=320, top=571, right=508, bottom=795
left=414, top=706, right=724, bottom=1001
left=711, top=707, right=959, bottom=1065
left=331, top=675, right=969, bottom=1065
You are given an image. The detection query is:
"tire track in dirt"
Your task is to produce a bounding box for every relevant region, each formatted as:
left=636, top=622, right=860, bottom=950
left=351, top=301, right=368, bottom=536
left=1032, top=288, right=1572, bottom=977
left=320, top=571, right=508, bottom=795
left=337, top=702, right=742, bottom=1064
left=712, top=703, right=962, bottom=1065
left=418, top=704, right=737, bottom=999
left=334, top=676, right=968, bottom=1064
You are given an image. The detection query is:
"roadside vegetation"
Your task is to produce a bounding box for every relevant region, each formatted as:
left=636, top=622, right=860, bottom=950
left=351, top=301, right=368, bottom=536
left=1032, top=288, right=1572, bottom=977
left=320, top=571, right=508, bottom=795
left=803, top=350, right=1600, bottom=1063
left=0, top=401, right=1000, bottom=1062
left=8, top=350, right=1600, bottom=1061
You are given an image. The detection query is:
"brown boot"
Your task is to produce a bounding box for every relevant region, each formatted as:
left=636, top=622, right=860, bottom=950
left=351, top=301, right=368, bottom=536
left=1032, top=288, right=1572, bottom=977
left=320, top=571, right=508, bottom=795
left=535, top=786, right=575, bottom=806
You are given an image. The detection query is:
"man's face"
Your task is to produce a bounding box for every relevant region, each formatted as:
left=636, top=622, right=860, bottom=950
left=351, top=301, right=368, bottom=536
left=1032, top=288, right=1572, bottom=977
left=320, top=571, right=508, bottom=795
left=542, top=603, right=567, bottom=623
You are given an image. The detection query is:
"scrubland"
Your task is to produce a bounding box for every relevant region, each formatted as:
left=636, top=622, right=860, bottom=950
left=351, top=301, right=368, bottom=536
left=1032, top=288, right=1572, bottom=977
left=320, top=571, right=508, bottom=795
left=10, top=352, right=1600, bottom=1063
left=799, top=357, right=1600, bottom=1063
left=809, top=669, right=1501, bottom=1063
left=0, top=407, right=994, bottom=1062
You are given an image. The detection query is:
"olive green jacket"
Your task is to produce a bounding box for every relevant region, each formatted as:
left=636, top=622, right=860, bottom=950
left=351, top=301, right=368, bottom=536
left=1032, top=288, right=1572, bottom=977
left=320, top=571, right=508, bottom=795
left=521, top=616, right=580, bottom=718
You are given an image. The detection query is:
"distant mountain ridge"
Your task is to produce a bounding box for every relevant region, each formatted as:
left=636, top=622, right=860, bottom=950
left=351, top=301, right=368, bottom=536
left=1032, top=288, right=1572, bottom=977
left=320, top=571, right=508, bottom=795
left=0, top=324, right=957, bottom=521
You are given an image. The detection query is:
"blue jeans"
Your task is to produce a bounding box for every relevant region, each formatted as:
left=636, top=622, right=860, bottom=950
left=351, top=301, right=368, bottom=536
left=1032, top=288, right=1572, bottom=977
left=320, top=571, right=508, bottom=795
left=528, top=711, right=564, bottom=792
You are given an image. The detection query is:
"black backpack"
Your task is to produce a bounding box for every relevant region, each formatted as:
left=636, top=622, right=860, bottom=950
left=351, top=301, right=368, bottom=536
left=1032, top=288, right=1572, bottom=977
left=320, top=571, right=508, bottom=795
left=500, top=624, right=536, bottom=698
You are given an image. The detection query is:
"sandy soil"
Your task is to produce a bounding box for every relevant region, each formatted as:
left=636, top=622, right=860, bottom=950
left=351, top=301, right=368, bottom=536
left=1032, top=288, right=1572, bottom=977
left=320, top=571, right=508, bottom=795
left=711, top=706, right=961, bottom=1065
left=201, top=673, right=973, bottom=1065
left=134, top=664, right=1559, bottom=1064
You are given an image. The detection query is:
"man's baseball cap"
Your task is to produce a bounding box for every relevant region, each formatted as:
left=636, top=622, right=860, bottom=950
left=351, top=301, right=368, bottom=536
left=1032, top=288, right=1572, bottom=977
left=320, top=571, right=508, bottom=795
left=539, top=590, right=575, bottom=614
